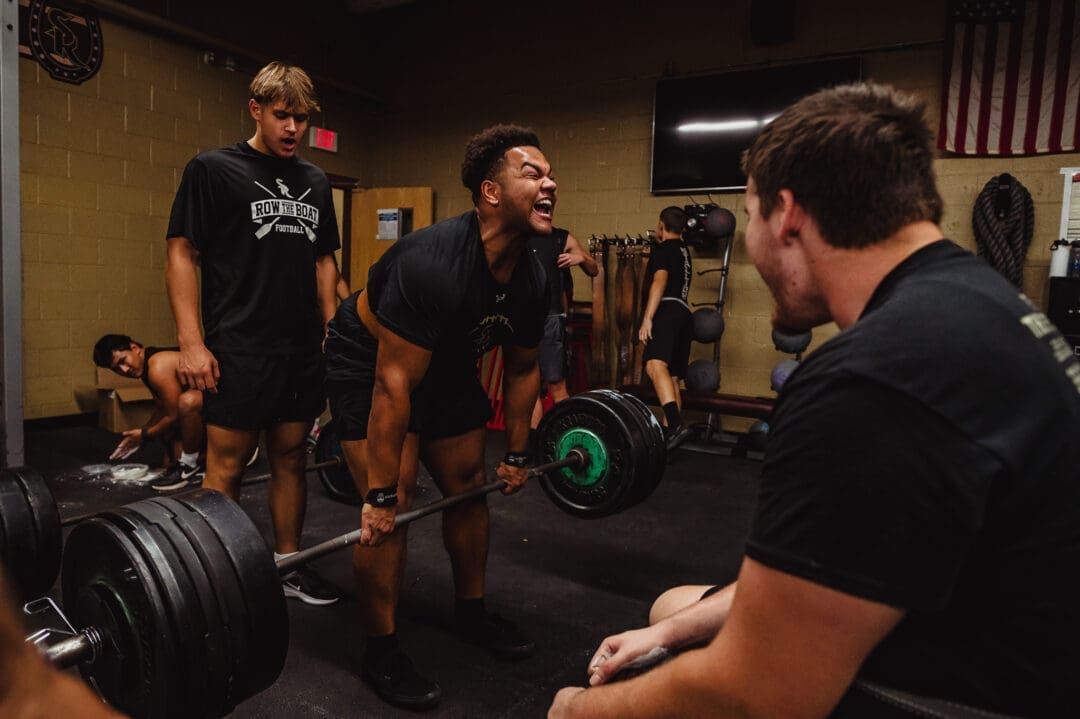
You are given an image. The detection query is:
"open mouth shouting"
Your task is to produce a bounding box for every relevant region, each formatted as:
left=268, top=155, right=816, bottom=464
left=534, top=197, right=554, bottom=221
left=280, top=136, right=297, bottom=154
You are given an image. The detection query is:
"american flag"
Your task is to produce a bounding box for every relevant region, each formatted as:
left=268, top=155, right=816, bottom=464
left=939, top=0, right=1080, bottom=155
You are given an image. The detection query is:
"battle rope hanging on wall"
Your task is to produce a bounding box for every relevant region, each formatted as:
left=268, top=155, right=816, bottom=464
left=972, top=173, right=1034, bottom=289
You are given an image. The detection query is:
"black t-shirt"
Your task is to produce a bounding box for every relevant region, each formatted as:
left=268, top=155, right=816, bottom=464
left=641, top=238, right=691, bottom=307
left=325, top=211, right=546, bottom=384
left=747, top=241, right=1080, bottom=716
left=167, top=141, right=340, bottom=354
left=528, top=228, right=570, bottom=316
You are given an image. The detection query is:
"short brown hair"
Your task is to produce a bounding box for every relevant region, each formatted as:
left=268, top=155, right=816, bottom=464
left=659, top=206, right=687, bottom=234
left=461, top=124, right=542, bottom=204
left=250, top=61, right=320, bottom=112
left=741, top=82, right=942, bottom=249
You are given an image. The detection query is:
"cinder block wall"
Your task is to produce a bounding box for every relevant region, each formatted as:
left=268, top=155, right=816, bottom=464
left=19, top=20, right=370, bottom=419
left=353, top=0, right=1079, bottom=405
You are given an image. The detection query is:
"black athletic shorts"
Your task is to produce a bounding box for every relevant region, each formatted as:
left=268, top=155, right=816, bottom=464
left=327, top=357, right=493, bottom=442
left=203, top=350, right=325, bottom=430
left=700, top=585, right=722, bottom=600
left=643, top=301, right=693, bottom=377
left=537, top=314, right=567, bottom=384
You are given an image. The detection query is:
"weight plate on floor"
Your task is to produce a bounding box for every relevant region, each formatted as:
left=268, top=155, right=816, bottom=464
left=115, top=499, right=233, bottom=716
left=167, top=491, right=288, bottom=708
left=0, top=466, right=62, bottom=601
left=315, top=420, right=361, bottom=505
left=62, top=517, right=180, bottom=718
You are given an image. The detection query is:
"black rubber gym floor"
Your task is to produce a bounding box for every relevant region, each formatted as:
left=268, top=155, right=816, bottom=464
left=26, top=420, right=761, bottom=718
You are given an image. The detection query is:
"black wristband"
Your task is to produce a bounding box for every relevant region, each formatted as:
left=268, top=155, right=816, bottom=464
left=365, top=485, right=399, bottom=508
left=140, top=427, right=149, bottom=442
left=503, top=452, right=530, bottom=468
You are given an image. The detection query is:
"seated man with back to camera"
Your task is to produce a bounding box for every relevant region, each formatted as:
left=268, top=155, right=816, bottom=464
left=548, top=82, right=1080, bottom=718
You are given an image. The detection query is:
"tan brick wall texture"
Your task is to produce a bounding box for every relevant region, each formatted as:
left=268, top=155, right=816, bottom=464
left=18, top=3, right=1080, bottom=418
left=19, top=20, right=370, bottom=418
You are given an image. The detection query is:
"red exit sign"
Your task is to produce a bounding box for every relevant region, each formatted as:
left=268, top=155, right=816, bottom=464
left=307, top=126, right=339, bottom=153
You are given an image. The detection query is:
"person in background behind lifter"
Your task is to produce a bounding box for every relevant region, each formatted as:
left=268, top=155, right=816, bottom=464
left=529, top=228, right=599, bottom=428
left=165, top=61, right=340, bottom=606
left=638, top=207, right=693, bottom=442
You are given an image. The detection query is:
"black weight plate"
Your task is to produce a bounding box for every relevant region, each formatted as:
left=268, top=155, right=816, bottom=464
left=172, top=490, right=288, bottom=704
left=62, top=518, right=180, bottom=718
left=586, top=390, right=654, bottom=512
left=117, top=499, right=233, bottom=716
left=612, top=390, right=667, bottom=500
left=107, top=505, right=211, bottom=717
left=156, top=492, right=285, bottom=714
left=141, top=496, right=254, bottom=714
left=0, top=466, right=62, bottom=600
left=535, top=392, right=639, bottom=518
left=593, top=391, right=667, bottom=510
left=315, top=420, right=361, bottom=505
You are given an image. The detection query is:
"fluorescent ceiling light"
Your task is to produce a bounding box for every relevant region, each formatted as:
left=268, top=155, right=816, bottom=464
left=677, top=119, right=762, bottom=133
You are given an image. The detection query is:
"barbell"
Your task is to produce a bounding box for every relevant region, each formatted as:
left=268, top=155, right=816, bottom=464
left=0, top=390, right=678, bottom=717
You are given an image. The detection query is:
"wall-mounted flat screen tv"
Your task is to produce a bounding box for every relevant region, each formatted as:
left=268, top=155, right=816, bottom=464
left=651, top=57, right=862, bottom=194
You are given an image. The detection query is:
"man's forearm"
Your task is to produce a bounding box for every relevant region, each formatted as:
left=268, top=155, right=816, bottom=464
left=366, top=386, right=411, bottom=490
left=565, top=645, right=746, bottom=719
left=165, top=247, right=203, bottom=347
left=502, top=360, right=540, bottom=453
left=315, top=255, right=339, bottom=325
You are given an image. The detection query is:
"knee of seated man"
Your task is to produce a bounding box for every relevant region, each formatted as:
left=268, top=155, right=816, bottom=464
left=178, top=389, right=203, bottom=416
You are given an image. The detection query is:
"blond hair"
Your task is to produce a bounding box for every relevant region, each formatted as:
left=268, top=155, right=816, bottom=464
left=249, top=61, right=320, bottom=112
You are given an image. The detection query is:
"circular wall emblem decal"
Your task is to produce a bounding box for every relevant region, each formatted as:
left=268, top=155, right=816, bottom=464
left=27, top=0, right=103, bottom=85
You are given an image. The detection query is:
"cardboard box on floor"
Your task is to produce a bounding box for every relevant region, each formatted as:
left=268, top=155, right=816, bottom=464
left=96, top=368, right=155, bottom=433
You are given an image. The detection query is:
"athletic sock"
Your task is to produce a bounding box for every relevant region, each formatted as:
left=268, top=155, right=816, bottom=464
left=455, top=596, right=486, bottom=625
left=662, top=402, right=682, bottom=429
left=364, top=633, right=399, bottom=665
left=180, top=451, right=199, bottom=467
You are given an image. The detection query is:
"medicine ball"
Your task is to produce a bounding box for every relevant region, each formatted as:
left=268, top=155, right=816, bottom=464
left=685, top=359, right=720, bottom=392
left=703, top=207, right=736, bottom=237
left=748, top=420, right=769, bottom=450
left=770, top=358, right=800, bottom=392
left=771, top=328, right=812, bottom=355
left=692, top=308, right=725, bottom=343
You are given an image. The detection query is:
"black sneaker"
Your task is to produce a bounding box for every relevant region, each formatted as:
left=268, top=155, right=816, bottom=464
left=455, top=611, right=535, bottom=660
left=149, top=462, right=198, bottom=492
left=664, top=425, right=693, bottom=452
left=282, top=566, right=340, bottom=606
left=361, top=649, right=441, bottom=711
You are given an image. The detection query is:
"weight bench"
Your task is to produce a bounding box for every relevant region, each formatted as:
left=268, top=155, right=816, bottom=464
left=618, top=384, right=774, bottom=458
left=617, top=384, right=774, bottom=420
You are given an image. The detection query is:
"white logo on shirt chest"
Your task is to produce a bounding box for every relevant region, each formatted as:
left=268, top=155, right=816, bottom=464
left=249, top=179, right=319, bottom=242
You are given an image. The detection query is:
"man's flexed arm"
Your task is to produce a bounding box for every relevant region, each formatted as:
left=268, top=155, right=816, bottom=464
left=498, top=343, right=540, bottom=494
left=166, top=236, right=218, bottom=392
left=361, top=325, right=432, bottom=545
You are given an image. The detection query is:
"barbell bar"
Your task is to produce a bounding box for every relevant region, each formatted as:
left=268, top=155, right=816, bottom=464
left=277, top=448, right=587, bottom=574
left=46, top=449, right=589, bottom=669
left=1, top=390, right=694, bottom=717
left=43, top=448, right=590, bottom=718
